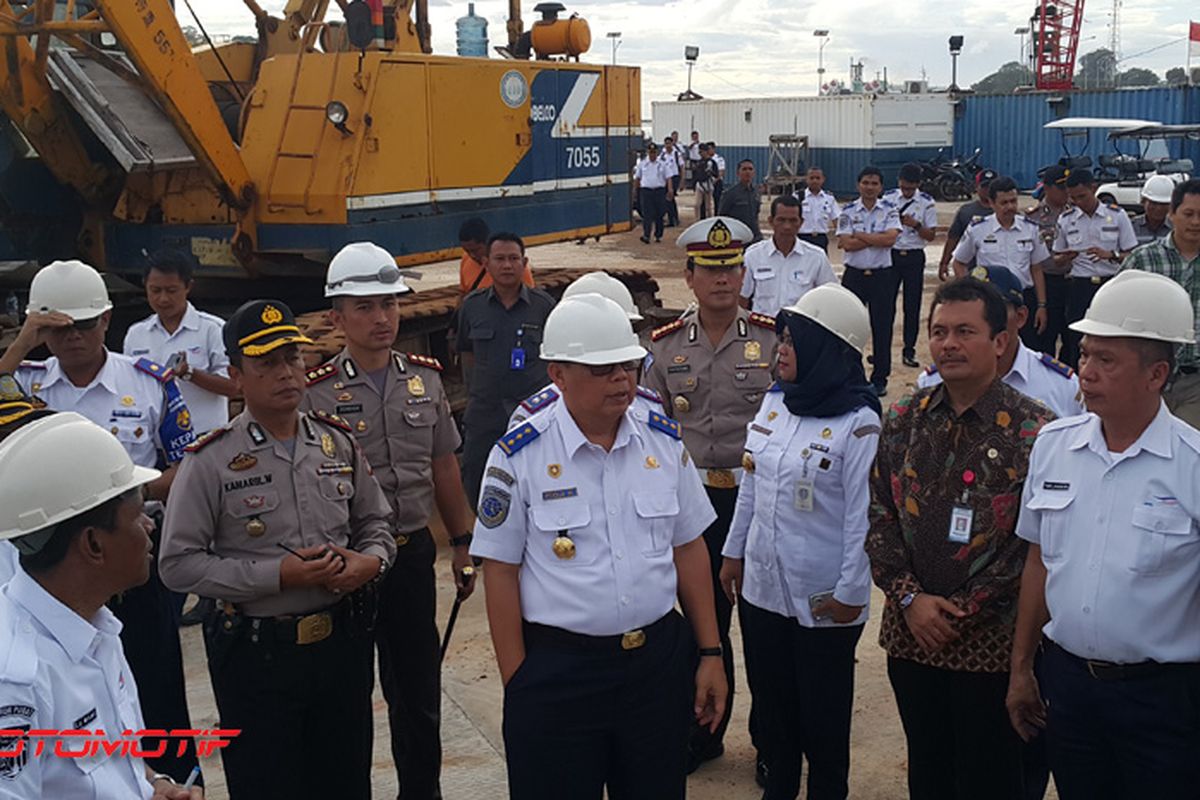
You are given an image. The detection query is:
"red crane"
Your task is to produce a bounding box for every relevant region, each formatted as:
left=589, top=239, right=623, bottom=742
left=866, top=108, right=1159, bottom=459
left=1033, top=1, right=1086, bottom=90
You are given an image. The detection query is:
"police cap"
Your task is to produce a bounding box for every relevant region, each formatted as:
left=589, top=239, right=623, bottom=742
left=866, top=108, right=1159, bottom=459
left=223, top=300, right=314, bottom=358
left=967, top=265, right=1025, bottom=307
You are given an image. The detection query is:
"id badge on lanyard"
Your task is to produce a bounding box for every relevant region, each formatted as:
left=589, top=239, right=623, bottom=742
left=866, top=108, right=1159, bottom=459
left=948, top=469, right=976, bottom=544
left=511, top=327, right=526, bottom=371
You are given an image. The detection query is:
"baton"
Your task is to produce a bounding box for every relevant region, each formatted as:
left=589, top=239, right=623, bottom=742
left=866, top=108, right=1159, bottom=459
left=440, top=565, right=476, bottom=662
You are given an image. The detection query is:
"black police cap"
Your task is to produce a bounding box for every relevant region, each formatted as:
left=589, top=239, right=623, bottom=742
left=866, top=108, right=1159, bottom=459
left=223, top=300, right=313, bottom=358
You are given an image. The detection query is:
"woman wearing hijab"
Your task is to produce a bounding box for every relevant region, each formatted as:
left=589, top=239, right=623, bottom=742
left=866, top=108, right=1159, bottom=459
left=720, top=283, right=880, bottom=800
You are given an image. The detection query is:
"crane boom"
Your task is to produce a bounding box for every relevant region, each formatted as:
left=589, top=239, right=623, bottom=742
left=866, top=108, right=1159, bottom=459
left=1034, top=0, right=1085, bottom=91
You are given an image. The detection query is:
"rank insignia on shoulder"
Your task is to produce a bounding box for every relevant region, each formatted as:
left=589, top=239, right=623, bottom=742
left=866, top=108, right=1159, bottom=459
left=18, top=360, right=46, bottom=370
left=306, top=362, right=338, bottom=386
left=766, top=381, right=782, bottom=393
left=651, top=318, right=685, bottom=341
left=853, top=424, right=881, bottom=438
left=748, top=312, right=776, bottom=330
left=520, top=387, right=560, bottom=414
left=636, top=386, right=664, bottom=407
left=647, top=411, right=681, bottom=439
left=309, top=409, right=352, bottom=432
left=1039, top=353, right=1074, bottom=378
left=186, top=427, right=229, bottom=453
left=134, top=357, right=173, bottom=382
left=923, top=364, right=939, bottom=376
left=497, top=423, right=539, bottom=456
left=406, top=353, right=443, bottom=371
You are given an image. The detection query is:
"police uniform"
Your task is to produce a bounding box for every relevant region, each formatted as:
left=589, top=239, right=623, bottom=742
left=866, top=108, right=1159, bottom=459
left=739, top=236, right=836, bottom=316
left=508, top=382, right=665, bottom=427
left=1017, top=404, right=1200, bottom=796
left=953, top=213, right=1051, bottom=347
left=1130, top=214, right=1172, bottom=247
left=468, top=399, right=717, bottom=798
left=0, top=569, right=154, bottom=799
left=124, top=301, right=230, bottom=434
left=13, top=352, right=197, bottom=783
left=644, top=216, right=778, bottom=762
left=159, top=302, right=396, bottom=799
left=723, top=386, right=879, bottom=798
left=886, top=187, right=938, bottom=363
left=1025, top=198, right=1070, bottom=358
left=836, top=197, right=903, bottom=390
left=456, top=284, right=557, bottom=508
left=918, top=342, right=1083, bottom=419
left=1053, top=203, right=1138, bottom=367
left=303, top=349, right=459, bottom=799
left=798, top=188, right=841, bottom=251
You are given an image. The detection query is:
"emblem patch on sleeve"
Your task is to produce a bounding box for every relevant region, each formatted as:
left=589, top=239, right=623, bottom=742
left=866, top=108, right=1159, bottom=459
left=478, top=485, right=512, bottom=529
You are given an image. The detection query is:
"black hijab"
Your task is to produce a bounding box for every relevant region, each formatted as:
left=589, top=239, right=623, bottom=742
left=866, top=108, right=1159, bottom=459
left=776, top=311, right=881, bottom=418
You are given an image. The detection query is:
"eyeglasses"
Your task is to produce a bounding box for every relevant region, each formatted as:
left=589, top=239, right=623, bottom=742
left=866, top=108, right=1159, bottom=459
left=778, top=330, right=794, bottom=347
left=71, top=316, right=102, bottom=331
left=586, top=360, right=642, bottom=377
left=326, top=263, right=402, bottom=291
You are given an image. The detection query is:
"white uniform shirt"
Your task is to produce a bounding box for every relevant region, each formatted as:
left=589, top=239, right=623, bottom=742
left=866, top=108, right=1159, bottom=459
left=712, top=153, right=726, bottom=175
left=836, top=198, right=902, bottom=270
left=470, top=400, right=716, bottom=636
left=885, top=188, right=938, bottom=251
left=1053, top=203, right=1138, bottom=279
left=723, top=391, right=878, bottom=626
left=1017, top=403, right=1200, bottom=664
left=798, top=189, right=841, bottom=235
left=508, top=384, right=664, bottom=428
left=687, top=142, right=702, bottom=162
left=123, top=302, right=229, bottom=434
left=633, top=157, right=670, bottom=189
left=0, top=570, right=153, bottom=799
left=917, top=342, right=1084, bottom=420
left=14, top=352, right=193, bottom=468
left=952, top=214, right=1050, bottom=288
left=740, top=237, right=836, bottom=315
left=660, top=148, right=681, bottom=180
left=0, top=543, right=18, bottom=586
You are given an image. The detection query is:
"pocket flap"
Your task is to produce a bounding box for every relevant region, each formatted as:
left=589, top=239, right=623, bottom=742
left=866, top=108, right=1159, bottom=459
left=1025, top=490, right=1075, bottom=512
left=633, top=492, right=679, bottom=519
left=531, top=500, right=591, bottom=531
left=1131, top=505, right=1193, bottom=536
left=318, top=476, right=355, bottom=502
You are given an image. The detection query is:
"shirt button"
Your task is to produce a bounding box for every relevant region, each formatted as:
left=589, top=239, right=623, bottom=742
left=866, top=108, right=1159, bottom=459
left=621, top=596, right=629, bottom=605
left=1082, top=606, right=1091, bottom=613
left=1097, top=516, right=1104, bottom=524
left=609, top=507, right=618, bottom=515
left=558, top=517, right=566, bottom=525
left=615, top=552, right=623, bottom=560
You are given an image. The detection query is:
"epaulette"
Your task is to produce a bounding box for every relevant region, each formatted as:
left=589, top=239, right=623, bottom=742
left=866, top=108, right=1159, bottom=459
left=496, top=422, right=539, bottom=456
left=308, top=408, right=352, bottom=432
left=1039, top=353, right=1074, bottom=379
left=1108, top=203, right=1122, bottom=211
left=306, top=361, right=338, bottom=386
left=919, top=191, right=934, bottom=201
left=185, top=426, right=229, bottom=453
left=134, top=357, right=174, bottom=382
left=651, top=318, right=686, bottom=341
left=636, top=386, right=664, bottom=408
left=748, top=312, right=775, bottom=330
left=766, top=381, right=783, bottom=393
left=969, top=216, right=988, bottom=226
left=520, top=386, right=560, bottom=414
left=18, top=360, right=45, bottom=370
left=647, top=411, right=681, bottom=439
left=923, top=364, right=939, bottom=376
left=406, top=353, right=443, bottom=372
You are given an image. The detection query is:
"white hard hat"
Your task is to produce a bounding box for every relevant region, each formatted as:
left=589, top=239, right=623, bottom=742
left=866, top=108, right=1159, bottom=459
left=783, top=284, right=871, bottom=353
left=1069, top=270, right=1195, bottom=344
left=325, top=242, right=412, bottom=298
left=0, top=412, right=160, bottom=547
left=26, top=260, right=112, bottom=320
left=1141, top=175, right=1176, bottom=204
left=540, top=294, right=648, bottom=365
left=563, top=272, right=643, bottom=321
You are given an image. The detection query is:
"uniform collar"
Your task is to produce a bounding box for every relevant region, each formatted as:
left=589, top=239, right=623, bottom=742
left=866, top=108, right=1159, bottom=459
left=1070, top=400, right=1175, bottom=460
left=486, top=284, right=531, bottom=306
left=238, top=409, right=305, bottom=453
left=767, top=236, right=805, bottom=258
left=151, top=302, right=200, bottom=333
left=683, top=309, right=751, bottom=350
left=553, top=397, right=639, bottom=458
left=804, top=188, right=826, bottom=198
left=6, top=569, right=121, bottom=664
left=1009, top=342, right=1035, bottom=382
left=925, top=377, right=1006, bottom=422
left=39, top=350, right=122, bottom=395
left=335, top=349, right=393, bottom=386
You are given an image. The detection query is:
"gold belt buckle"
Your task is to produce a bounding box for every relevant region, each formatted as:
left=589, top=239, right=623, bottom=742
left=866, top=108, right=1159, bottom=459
left=621, top=630, right=646, bottom=650
left=1091, top=276, right=1103, bottom=285
left=395, top=532, right=410, bottom=547
left=296, top=611, right=333, bottom=645
left=863, top=269, right=874, bottom=277
left=706, top=469, right=736, bottom=489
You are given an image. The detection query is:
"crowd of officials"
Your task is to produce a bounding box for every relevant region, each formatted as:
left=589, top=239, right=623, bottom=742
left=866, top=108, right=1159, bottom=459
left=0, top=158, right=1197, bottom=800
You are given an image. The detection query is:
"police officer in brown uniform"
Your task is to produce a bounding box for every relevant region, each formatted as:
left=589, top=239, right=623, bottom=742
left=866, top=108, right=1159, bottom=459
left=302, top=243, right=475, bottom=800
left=644, top=215, right=778, bottom=774
left=160, top=299, right=396, bottom=799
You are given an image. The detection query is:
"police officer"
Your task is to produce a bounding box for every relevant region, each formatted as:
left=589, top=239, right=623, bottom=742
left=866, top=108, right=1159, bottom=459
left=1130, top=174, right=1175, bottom=246
left=837, top=166, right=902, bottom=397
left=0, top=414, right=202, bottom=800
left=160, top=300, right=396, bottom=799
left=951, top=177, right=1052, bottom=348
left=509, top=271, right=664, bottom=427
left=797, top=166, right=840, bottom=252
left=643, top=215, right=777, bottom=773
left=720, top=284, right=881, bottom=800
left=0, top=259, right=198, bottom=783
left=1053, top=169, right=1138, bottom=368
left=1025, top=166, right=1072, bottom=358
left=1008, top=271, right=1200, bottom=798
left=918, top=266, right=1084, bottom=420
left=302, top=242, right=474, bottom=800
left=887, top=163, right=939, bottom=368
left=457, top=233, right=557, bottom=508
left=470, top=293, right=726, bottom=800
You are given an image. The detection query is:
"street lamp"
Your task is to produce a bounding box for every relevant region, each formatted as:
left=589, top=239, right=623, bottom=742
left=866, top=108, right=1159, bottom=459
left=680, top=45, right=700, bottom=100
left=606, top=31, right=621, bottom=66
left=948, top=34, right=964, bottom=91
left=813, top=29, right=830, bottom=94
left=1014, top=26, right=1030, bottom=78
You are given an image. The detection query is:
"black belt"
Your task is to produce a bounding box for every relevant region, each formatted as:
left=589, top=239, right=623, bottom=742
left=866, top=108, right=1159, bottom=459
left=247, top=599, right=352, bottom=647
left=523, top=612, right=674, bottom=654
left=1067, top=275, right=1113, bottom=285
left=1047, top=639, right=1198, bottom=682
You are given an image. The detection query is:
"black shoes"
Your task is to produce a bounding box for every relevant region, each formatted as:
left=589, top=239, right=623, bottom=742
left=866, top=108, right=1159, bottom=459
left=640, top=235, right=650, bottom=244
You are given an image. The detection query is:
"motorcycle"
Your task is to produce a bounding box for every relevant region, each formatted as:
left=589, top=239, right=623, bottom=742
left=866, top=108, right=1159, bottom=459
left=933, top=147, right=983, bottom=201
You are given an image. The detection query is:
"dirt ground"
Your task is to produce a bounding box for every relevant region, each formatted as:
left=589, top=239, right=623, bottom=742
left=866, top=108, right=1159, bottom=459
left=181, top=193, right=1056, bottom=799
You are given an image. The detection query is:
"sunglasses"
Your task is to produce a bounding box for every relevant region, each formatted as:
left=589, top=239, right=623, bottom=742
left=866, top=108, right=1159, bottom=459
left=586, top=360, right=642, bottom=377
left=71, top=316, right=102, bottom=331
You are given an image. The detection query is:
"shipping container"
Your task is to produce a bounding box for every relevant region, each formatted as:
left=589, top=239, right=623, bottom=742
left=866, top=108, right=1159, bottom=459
left=955, top=87, right=1200, bottom=189
left=651, top=93, right=954, bottom=197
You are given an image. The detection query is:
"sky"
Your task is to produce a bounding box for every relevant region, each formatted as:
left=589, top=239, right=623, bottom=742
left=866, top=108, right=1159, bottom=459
left=188, top=0, right=1198, bottom=110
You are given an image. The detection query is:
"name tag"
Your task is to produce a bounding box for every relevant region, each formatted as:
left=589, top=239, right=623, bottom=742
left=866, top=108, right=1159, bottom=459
left=794, top=479, right=814, bottom=512
left=1042, top=481, right=1070, bottom=491
left=510, top=348, right=526, bottom=370
left=948, top=505, right=974, bottom=543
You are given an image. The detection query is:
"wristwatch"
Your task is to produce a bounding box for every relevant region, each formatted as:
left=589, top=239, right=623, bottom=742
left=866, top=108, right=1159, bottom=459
left=449, top=532, right=473, bottom=548
left=899, top=592, right=919, bottom=611
left=698, top=646, right=724, bottom=658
